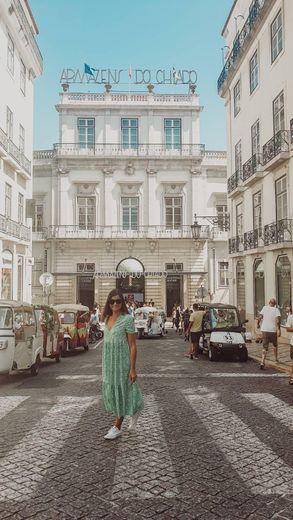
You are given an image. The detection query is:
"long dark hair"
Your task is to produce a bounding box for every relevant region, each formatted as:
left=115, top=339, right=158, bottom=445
left=102, top=288, right=129, bottom=321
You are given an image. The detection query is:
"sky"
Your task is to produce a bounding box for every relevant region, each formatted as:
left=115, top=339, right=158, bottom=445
left=30, top=0, right=233, bottom=151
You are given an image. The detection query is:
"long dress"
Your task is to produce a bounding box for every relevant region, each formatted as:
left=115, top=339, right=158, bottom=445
left=102, top=313, right=144, bottom=417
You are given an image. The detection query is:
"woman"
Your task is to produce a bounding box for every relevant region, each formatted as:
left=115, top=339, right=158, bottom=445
left=102, top=289, right=144, bottom=440
left=285, top=304, right=293, bottom=385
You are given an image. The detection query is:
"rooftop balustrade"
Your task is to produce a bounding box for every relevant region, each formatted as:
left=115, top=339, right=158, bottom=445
left=53, top=143, right=205, bottom=158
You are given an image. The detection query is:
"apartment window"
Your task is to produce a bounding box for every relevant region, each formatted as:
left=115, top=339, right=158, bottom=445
left=249, top=51, right=258, bottom=93
left=20, top=60, right=26, bottom=94
left=233, top=80, right=241, bottom=116
left=236, top=202, right=243, bottom=236
left=121, top=197, right=139, bottom=230
left=6, top=107, right=13, bottom=139
left=273, top=91, right=285, bottom=134
left=77, top=197, right=96, bottom=230
left=32, top=204, right=43, bottom=232
left=18, top=193, right=24, bottom=223
left=7, top=34, right=14, bottom=74
left=253, top=191, right=262, bottom=234
left=275, top=176, right=287, bottom=221
left=5, top=184, right=12, bottom=218
left=235, top=140, right=242, bottom=174
left=121, top=119, right=138, bottom=149
left=216, top=205, right=228, bottom=231
left=164, top=119, right=181, bottom=149
left=271, top=10, right=283, bottom=63
left=77, top=118, right=95, bottom=148
left=218, top=261, right=229, bottom=287
left=251, top=120, right=260, bottom=156
left=19, top=125, right=25, bottom=153
left=165, top=197, right=182, bottom=229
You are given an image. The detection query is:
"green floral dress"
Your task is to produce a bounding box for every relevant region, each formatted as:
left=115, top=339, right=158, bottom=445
left=102, top=313, right=144, bottom=417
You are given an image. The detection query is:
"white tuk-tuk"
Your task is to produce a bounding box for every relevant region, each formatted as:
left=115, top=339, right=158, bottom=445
left=0, top=301, right=43, bottom=376
left=134, top=306, right=166, bottom=339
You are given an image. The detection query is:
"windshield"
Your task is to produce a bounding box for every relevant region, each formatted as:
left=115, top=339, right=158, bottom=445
left=0, top=307, right=13, bottom=329
left=209, top=307, right=240, bottom=329
left=135, top=312, right=148, bottom=320
left=58, top=312, right=75, bottom=325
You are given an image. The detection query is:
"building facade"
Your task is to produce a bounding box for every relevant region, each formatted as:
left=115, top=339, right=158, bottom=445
left=0, top=0, right=42, bottom=301
left=32, top=87, right=228, bottom=313
left=218, top=0, right=293, bottom=332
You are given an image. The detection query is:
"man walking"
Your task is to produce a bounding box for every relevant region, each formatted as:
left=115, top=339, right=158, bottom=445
left=186, top=303, right=205, bottom=360
left=258, top=298, right=281, bottom=369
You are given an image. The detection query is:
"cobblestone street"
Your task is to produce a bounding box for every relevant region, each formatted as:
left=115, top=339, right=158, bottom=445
left=0, top=330, right=293, bottom=520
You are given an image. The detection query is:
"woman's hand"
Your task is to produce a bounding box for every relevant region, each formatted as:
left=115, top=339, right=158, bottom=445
left=129, top=368, right=137, bottom=384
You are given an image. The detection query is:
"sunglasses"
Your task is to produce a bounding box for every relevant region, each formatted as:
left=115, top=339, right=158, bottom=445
left=109, top=298, right=122, bottom=305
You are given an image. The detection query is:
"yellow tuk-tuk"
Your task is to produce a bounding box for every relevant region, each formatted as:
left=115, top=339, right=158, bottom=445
left=53, top=304, right=90, bottom=354
left=34, top=305, right=64, bottom=362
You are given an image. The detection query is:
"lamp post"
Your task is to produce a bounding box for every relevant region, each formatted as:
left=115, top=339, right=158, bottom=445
left=191, top=214, right=202, bottom=240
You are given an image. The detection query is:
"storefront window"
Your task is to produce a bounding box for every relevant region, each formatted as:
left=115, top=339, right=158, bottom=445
left=253, top=259, right=265, bottom=317
left=236, top=260, right=246, bottom=321
left=0, top=250, right=13, bottom=300
left=276, top=255, right=291, bottom=324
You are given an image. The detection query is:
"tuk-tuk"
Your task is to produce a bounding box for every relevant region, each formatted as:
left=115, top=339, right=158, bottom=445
left=134, top=307, right=166, bottom=339
left=34, top=305, right=64, bottom=362
left=0, top=301, right=43, bottom=376
left=200, top=303, right=248, bottom=361
left=53, top=304, right=90, bottom=354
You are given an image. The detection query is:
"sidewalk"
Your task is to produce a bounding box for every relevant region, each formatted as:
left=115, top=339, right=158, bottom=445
left=247, top=340, right=292, bottom=374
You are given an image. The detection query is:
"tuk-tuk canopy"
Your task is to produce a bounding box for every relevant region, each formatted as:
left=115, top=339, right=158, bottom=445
left=53, top=304, right=89, bottom=313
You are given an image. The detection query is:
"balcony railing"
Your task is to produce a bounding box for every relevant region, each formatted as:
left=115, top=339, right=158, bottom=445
left=242, top=153, right=262, bottom=182
left=244, top=228, right=263, bottom=250
left=53, top=143, right=205, bottom=157
left=229, top=235, right=244, bottom=254
left=262, top=130, right=289, bottom=166
left=290, top=119, right=293, bottom=144
left=0, top=214, right=30, bottom=242
left=33, top=150, right=55, bottom=160
left=60, top=92, right=196, bottom=105
left=227, top=170, right=241, bottom=194
left=218, top=0, right=266, bottom=93
left=264, top=219, right=292, bottom=246
left=0, top=127, right=31, bottom=176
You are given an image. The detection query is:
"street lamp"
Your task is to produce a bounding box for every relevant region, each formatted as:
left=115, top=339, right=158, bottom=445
left=191, top=213, right=230, bottom=240
left=191, top=214, right=201, bottom=240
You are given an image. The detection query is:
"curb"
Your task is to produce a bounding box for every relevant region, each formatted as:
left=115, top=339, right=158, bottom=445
left=248, top=354, right=291, bottom=375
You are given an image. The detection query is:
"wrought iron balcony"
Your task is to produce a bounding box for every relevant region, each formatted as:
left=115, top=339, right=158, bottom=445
left=264, top=219, right=292, bottom=246
left=0, top=214, right=30, bottom=242
left=0, top=127, right=31, bottom=176
left=244, top=228, right=263, bottom=250
left=229, top=235, right=244, bottom=254
left=218, top=0, right=267, bottom=93
left=262, top=130, right=289, bottom=167
left=53, top=143, right=205, bottom=158
left=242, top=153, right=263, bottom=183
left=227, top=170, right=242, bottom=194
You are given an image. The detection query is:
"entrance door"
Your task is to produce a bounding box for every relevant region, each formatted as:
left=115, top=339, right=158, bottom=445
left=166, top=274, right=182, bottom=316
left=77, top=275, right=94, bottom=309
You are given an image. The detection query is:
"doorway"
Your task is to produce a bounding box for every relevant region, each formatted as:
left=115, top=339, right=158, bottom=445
left=166, top=274, right=182, bottom=316
left=77, top=275, right=95, bottom=309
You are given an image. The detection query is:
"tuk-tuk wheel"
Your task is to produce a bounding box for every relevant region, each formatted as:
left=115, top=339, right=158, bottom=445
left=239, top=348, right=248, bottom=362
left=208, top=347, right=219, bottom=362
left=31, top=355, right=41, bottom=376
left=84, top=345, right=89, bottom=351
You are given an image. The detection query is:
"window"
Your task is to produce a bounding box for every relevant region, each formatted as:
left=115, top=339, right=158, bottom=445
left=249, top=51, right=259, bottom=93
left=276, top=255, right=291, bottom=324
left=20, top=60, right=26, bottom=94
left=6, top=107, right=13, bottom=139
left=273, top=91, right=285, bottom=134
left=1, top=250, right=13, bottom=300
left=121, top=119, right=138, bottom=149
left=77, top=197, right=96, bottom=230
left=164, top=119, right=181, bottom=149
left=165, top=197, right=182, bottom=229
left=32, top=204, right=43, bottom=232
left=218, top=262, right=229, bottom=287
left=7, top=34, right=14, bottom=74
left=77, top=118, right=95, bottom=148
left=216, top=205, right=228, bottom=231
left=233, top=80, right=241, bottom=116
left=5, top=183, right=12, bottom=218
left=251, top=120, right=260, bottom=156
left=236, top=202, right=243, bottom=236
left=235, top=140, right=242, bottom=174
left=271, top=10, right=283, bottom=63
left=121, top=197, right=139, bottom=230
left=275, top=175, right=287, bottom=221
left=18, top=193, right=24, bottom=223
left=19, top=125, right=25, bottom=153
left=253, top=191, right=262, bottom=234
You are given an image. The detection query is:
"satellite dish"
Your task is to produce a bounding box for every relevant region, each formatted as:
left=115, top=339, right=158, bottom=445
left=39, top=272, right=54, bottom=287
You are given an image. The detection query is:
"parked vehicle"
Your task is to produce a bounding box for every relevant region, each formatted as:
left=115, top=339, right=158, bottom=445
left=53, top=304, right=90, bottom=354
left=89, top=322, right=104, bottom=343
left=0, top=301, right=43, bottom=376
left=34, top=305, right=64, bottom=362
left=200, top=303, right=248, bottom=362
left=134, top=307, right=166, bottom=339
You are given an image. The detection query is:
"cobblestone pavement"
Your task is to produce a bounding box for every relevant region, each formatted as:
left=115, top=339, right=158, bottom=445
left=0, top=331, right=293, bottom=520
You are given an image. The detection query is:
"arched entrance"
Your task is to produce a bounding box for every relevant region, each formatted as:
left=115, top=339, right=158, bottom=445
left=236, top=260, right=246, bottom=321
left=116, top=258, right=145, bottom=303
left=276, top=255, right=291, bottom=324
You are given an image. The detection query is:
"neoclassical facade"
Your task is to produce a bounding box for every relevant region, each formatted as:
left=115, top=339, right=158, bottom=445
left=218, top=0, right=293, bottom=332
left=33, top=88, right=228, bottom=313
left=0, top=0, right=42, bottom=302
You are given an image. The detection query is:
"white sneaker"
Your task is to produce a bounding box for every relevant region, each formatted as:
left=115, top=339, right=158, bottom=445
left=104, top=426, right=121, bottom=440
left=128, top=411, right=141, bottom=431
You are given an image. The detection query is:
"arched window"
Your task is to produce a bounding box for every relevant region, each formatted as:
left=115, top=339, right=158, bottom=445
left=236, top=260, right=246, bottom=321
left=253, top=259, right=265, bottom=317
left=1, top=250, right=13, bottom=300
left=276, top=255, right=291, bottom=324
left=116, top=257, right=145, bottom=303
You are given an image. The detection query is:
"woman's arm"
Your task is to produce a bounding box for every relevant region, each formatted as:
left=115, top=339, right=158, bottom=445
left=127, top=332, right=137, bottom=383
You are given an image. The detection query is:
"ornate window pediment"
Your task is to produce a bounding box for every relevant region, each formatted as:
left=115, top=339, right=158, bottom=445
left=118, top=183, right=142, bottom=196
left=76, top=183, right=99, bottom=195
left=162, top=183, right=186, bottom=195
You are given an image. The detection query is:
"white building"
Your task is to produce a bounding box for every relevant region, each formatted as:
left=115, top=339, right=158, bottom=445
left=32, top=86, right=228, bottom=314
left=0, top=0, right=42, bottom=301
left=218, top=0, right=293, bottom=332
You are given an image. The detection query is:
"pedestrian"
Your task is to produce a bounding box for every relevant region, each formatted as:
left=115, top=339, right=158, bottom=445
left=285, top=304, right=293, bottom=385
left=257, top=298, right=281, bottom=369
left=182, top=308, right=191, bottom=341
left=171, top=305, right=176, bottom=328
left=175, top=306, right=181, bottom=333
left=186, top=303, right=206, bottom=359
left=102, top=289, right=144, bottom=440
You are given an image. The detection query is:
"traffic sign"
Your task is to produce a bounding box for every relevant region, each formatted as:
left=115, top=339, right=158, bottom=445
left=39, top=272, right=54, bottom=287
